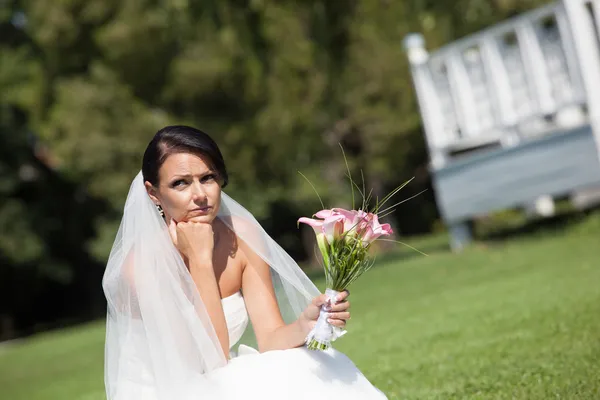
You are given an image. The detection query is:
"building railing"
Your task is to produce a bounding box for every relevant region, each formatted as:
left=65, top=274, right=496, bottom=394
left=404, top=0, right=600, bottom=170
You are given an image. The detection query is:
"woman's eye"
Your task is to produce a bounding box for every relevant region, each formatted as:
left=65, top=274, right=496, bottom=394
left=171, top=179, right=187, bottom=187
left=201, top=174, right=216, bottom=183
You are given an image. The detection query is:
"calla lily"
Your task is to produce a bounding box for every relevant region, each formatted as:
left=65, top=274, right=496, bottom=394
left=297, top=217, right=324, bottom=232
left=322, top=215, right=345, bottom=245
left=361, top=213, right=393, bottom=244
left=300, top=207, right=392, bottom=248
left=298, top=216, right=330, bottom=260
left=314, top=209, right=335, bottom=219
left=332, top=208, right=368, bottom=235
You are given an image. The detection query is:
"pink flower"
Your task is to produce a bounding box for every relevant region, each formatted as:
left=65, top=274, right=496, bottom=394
left=314, top=209, right=335, bottom=219
left=298, top=214, right=344, bottom=245
left=297, top=216, right=324, bottom=238
left=322, top=215, right=345, bottom=244
left=331, top=208, right=369, bottom=235
left=361, top=213, right=393, bottom=244
left=299, top=207, right=392, bottom=247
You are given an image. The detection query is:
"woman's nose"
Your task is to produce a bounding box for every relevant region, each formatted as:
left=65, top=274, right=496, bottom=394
left=191, top=181, right=207, bottom=202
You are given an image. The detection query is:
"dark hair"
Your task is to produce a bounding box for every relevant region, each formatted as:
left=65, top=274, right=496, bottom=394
left=142, top=125, right=228, bottom=188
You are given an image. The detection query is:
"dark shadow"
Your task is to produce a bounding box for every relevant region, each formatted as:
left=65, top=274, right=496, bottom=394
left=480, top=207, right=600, bottom=242
left=0, top=105, right=110, bottom=341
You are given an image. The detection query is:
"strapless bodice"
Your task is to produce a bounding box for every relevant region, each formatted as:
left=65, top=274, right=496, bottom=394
left=221, top=292, right=249, bottom=348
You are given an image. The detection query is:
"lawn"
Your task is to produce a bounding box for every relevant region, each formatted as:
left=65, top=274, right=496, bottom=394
left=1, top=211, right=599, bottom=399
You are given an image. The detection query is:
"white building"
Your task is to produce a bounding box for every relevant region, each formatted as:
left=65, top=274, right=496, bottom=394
left=404, top=0, right=600, bottom=250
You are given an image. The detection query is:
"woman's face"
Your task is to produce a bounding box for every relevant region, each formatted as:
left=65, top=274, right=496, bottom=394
left=145, top=152, right=222, bottom=224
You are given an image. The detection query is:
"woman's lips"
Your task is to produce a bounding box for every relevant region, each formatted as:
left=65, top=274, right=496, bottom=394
left=188, top=207, right=211, bottom=216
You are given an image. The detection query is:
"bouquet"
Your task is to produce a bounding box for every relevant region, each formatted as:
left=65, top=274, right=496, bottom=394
left=298, top=149, right=424, bottom=351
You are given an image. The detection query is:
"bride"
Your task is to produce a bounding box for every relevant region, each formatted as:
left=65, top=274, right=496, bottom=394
left=102, top=125, right=388, bottom=399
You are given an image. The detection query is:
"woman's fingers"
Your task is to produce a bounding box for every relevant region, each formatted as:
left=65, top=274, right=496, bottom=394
left=328, top=300, right=350, bottom=312
left=308, top=293, right=352, bottom=327
left=327, top=311, right=350, bottom=321
left=327, top=318, right=347, bottom=328
left=336, top=289, right=350, bottom=303
left=312, top=293, right=329, bottom=308
left=312, top=290, right=350, bottom=312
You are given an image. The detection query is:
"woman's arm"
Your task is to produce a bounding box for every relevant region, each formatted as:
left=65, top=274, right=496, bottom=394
left=240, top=242, right=309, bottom=351
left=239, top=238, right=351, bottom=352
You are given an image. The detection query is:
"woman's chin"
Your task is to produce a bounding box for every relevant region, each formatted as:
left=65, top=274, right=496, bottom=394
left=185, top=215, right=215, bottom=224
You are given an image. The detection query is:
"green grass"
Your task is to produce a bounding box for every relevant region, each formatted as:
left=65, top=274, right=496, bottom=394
left=2, top=212, right=600, bottom=399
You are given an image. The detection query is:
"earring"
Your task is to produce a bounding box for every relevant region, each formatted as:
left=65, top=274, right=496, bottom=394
left=156, top=204, right=165, bottom=218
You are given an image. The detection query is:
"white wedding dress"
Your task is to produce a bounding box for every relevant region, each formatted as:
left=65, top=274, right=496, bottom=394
left=114, top=291, right=387, bottom=399
left=103, top=172, right=387, bottom=399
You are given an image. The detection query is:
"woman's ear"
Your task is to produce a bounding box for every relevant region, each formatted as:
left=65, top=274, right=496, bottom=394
left=144, top=181, right=160, bottom=205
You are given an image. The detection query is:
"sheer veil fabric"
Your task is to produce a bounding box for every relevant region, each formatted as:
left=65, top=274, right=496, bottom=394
left=102, top=171, right=328, bottom=398
left=103, top=171, right=388, bottom=399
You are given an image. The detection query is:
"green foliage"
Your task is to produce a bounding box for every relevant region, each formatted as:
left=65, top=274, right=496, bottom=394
left=0, top=0, right=554, bottom=337
left=42, top=63, right=171, bottom=206
left=324, top=236, right=373, bottom=291
left=9, top=0, right=552, bottom=227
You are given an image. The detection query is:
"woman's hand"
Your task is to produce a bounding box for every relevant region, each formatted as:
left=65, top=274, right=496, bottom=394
left=299, top=290, right=351, bottom=334
left=168, top=218, right=228, bottom=356
left=168, top=218, right=214, bottom=266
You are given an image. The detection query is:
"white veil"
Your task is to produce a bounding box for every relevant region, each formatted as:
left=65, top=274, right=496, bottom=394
left=102, top=171, right=321, bottom=399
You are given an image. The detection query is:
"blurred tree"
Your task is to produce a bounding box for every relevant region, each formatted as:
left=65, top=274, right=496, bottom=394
left=0, top=103, right=109, bottom=340
left=0, top=0, right=552, bottom=338
left=0, top=1, right=109, bottom=340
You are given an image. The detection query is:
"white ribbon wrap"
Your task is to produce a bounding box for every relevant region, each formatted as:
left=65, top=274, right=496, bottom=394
left=305, top=288, right=347, bottom=349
